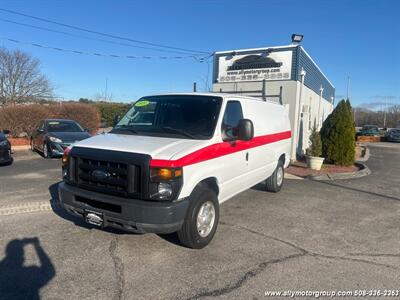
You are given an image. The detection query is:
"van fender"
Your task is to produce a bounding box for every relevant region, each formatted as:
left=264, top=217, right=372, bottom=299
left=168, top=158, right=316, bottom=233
left=179, top=162, right=222, bottom=200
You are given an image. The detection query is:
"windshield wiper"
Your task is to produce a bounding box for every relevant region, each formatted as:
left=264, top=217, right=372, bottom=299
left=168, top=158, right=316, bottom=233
left=161, top=127, right=195, bottom=139
left=111, top=126, right=138, bottom=134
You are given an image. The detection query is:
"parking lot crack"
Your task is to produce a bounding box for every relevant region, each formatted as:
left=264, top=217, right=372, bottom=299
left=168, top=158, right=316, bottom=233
left=219, top=222, right=398, bottom=282
left=347, top=252, right=400, bottom=258
left=187, top=222, right=400, bottom=299
left=186, top=252, right=306, bottom=299
left=310, top=253, right=398, bottom=270
left=109, top=237, right=125, bottom=300
left=220, top=221, right=307, bottom=254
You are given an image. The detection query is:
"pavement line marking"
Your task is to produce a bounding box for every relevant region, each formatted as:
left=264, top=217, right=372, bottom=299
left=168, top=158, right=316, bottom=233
left=0, top=201, right=58, bottom=216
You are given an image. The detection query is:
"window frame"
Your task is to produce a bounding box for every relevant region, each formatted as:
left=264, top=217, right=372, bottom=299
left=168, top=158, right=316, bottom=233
left=221, top=100, right=244, bottom=141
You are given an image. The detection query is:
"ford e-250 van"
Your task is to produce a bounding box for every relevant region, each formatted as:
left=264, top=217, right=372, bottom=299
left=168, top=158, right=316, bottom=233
left=59, top=93, right=291, bottom=248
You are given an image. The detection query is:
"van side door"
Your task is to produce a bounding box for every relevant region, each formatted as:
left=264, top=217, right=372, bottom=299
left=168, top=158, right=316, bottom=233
left=217, top=100, right=250, bottom=202
left=243, top=100, right=282, bottom=185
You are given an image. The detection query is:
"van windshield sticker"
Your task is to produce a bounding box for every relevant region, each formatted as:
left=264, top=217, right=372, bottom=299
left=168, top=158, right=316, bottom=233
left=48, top=122, right=60, bottom=125
left=135, top=100, right=150, bottom=107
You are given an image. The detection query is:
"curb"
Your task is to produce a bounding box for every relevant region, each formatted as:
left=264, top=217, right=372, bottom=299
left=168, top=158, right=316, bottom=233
left=12, top=145, right=31, bottom=151
left=285, top=173, right=304, bottom=180
left=307, top=145, right=371, bottom=181
left=0, top=200, right=58, bottom=216
left=308, top=162, right=371, bottom=181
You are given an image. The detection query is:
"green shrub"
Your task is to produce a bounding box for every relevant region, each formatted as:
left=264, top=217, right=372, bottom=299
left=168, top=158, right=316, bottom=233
left=320, top=99, right=355, bottom=166
left=93, top=102, right=131, bottom=127
left=0, top=103, right=100, bottom=136
left=306, top=125, right=322, bottom=157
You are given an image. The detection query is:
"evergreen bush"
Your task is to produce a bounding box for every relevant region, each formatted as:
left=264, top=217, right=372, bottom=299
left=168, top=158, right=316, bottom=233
left=320, top=99, right=355, bottom=166
left=306, top=125, right=322, bottom=157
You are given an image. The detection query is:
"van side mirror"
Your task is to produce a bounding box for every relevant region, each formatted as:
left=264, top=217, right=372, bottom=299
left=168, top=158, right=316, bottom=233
left=237, top=119, right=254, bottom=141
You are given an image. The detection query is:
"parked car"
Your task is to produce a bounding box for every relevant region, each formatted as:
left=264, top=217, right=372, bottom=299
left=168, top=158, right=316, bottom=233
left=31, top=119, right=91, bottom=158
left=0, top=130, right=12, bottom=165
left=385, top=128, right=400, bottom=143
left=358, top=125, right=380, bottom=136
left=59, top=93, right=292, bottom=248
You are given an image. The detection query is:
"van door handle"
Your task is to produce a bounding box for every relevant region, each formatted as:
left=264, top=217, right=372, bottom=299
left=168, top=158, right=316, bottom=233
left=246, top=152, right=249, bottom=161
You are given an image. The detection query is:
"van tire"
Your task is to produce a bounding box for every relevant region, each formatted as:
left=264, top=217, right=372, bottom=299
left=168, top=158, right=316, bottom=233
left=177, top=185, right=219, bottom=249
left=266, top=160, right=284, bottom=193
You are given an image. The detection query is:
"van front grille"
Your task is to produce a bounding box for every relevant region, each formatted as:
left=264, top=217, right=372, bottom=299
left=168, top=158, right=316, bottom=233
left=65, top=147, right=151, bottom=199
left=74, top=157, right=140, bottom=196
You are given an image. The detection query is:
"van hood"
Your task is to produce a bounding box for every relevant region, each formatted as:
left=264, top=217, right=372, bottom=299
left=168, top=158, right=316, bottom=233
left=73, top=133, right=208, bottom=160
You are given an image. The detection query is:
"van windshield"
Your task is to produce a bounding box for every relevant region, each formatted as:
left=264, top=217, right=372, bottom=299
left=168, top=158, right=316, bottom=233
left=112, top=95, right=222, bottom=139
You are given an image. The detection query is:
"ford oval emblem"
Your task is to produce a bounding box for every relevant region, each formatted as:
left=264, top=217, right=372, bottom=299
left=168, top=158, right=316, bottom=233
left=92, top=170, right=110, bottom=180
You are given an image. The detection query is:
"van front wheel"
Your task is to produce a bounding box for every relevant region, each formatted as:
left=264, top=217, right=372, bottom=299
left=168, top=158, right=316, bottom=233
left=266, top=160, right=284, bottom=193
left=177, top=185, right=219, bottom=249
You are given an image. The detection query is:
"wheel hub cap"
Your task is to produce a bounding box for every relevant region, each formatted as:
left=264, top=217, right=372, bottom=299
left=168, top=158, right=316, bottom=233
left=196, top=201, right=216, bottom=238
left=277, top=166, right=283, bottom=186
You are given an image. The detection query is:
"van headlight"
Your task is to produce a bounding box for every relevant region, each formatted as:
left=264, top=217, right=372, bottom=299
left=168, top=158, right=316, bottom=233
left=158, top=182, right=173, bottom=197
left=149, top=167, right=183, bottom=201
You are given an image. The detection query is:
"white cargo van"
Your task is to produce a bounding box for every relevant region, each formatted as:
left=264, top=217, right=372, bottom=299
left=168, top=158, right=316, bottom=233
left=59, top=93, right=291, bottom=248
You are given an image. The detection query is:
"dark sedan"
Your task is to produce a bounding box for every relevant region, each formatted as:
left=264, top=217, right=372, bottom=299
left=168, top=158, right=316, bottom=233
left=358, top=125, right=380, bottom=136
left=31, top=119, right=91, bottom=158
left=386, top=128, right=400, bottom=143
left=0, top=130, right=12, bottom=165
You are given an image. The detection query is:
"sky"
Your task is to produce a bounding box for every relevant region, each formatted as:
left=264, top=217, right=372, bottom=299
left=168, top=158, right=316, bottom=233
left=0, top=0, right=399, bottom=108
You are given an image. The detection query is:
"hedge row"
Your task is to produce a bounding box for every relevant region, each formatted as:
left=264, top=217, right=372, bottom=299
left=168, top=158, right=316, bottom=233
left=0, top=103, right=100, bottom=137
left=93, top=102, right=131, bottom=127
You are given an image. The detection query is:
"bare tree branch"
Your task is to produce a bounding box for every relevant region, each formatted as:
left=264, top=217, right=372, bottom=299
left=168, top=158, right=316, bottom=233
left=0, top=47, right=53, bottom=106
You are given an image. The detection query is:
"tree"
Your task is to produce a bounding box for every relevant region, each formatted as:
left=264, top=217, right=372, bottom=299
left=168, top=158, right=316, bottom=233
left=306, top=125, right=322, bottom=157
left=0, top=48, right=52, bottom=106
left=320, top=99, right=355, bottom=166
left=78, top=98, right=92, bottom=103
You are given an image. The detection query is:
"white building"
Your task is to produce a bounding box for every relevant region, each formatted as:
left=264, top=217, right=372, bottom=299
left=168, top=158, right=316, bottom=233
left=212, top=44, right=335, bottom=160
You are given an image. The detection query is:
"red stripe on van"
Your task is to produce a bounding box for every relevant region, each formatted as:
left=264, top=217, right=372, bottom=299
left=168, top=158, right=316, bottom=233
left=150, top=130, right=291, bottom=168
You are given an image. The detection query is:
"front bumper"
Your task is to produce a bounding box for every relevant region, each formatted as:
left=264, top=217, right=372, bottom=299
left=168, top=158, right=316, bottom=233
left=386, top=135, right=400, bottom=142
left=0, top=148, right=12, bottom=164
left=58, top=182, right=189, bottom=234
left=49, top=142, right=71, bottom=156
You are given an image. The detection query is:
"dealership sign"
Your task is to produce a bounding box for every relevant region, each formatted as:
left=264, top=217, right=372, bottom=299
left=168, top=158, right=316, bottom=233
left=217, top=50, right=292, bottom=82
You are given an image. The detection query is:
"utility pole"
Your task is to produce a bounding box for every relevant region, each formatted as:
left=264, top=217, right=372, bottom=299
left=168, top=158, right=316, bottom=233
left=105, top=78, right=109, bottom=102
left=318, top=85, right=324, bottom=129
left=346, top=76, right=351, bottom=100
left=354, top=107, right=357, bottom=125
left=383, top=96, right=387, bottom=128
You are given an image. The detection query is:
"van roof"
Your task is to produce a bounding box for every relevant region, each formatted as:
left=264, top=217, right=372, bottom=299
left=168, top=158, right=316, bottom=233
left=141, top=92, right=283, bottom=106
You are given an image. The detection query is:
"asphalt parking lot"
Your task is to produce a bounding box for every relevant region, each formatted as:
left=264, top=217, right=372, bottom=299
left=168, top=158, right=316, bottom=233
left=0, top=143, right=400, bottom=299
